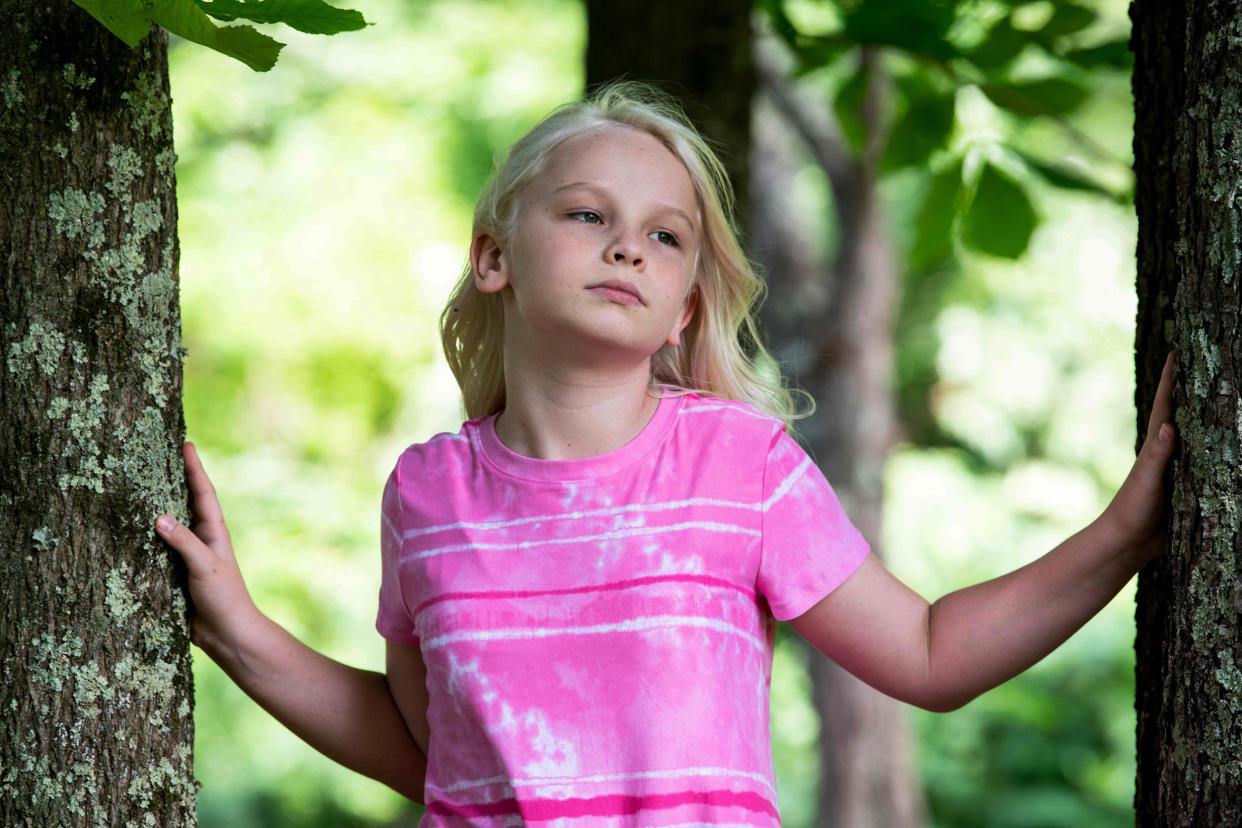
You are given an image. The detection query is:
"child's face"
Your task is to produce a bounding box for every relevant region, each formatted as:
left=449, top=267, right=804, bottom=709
left=473, top=125, right=701, bottom=364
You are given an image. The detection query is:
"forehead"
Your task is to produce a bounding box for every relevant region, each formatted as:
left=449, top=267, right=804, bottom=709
left=534, top=126, right=698, bottom=213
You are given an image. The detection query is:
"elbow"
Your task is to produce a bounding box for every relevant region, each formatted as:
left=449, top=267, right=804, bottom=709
left=914, top=693, right=971, bottom=714
left=906, top=680, right=977, bottom=713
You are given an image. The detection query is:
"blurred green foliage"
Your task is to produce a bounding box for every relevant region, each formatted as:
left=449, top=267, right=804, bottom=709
left=170, top=1, right=1142, bottom=825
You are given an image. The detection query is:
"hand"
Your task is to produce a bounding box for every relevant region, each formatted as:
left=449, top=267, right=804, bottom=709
left=155, top=441, right=262, bottom=655
left=1100, top=351, right=1177, bottom=566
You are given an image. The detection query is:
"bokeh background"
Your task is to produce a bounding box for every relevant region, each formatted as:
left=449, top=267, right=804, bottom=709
left=170, top=1, right=1139, bottom=825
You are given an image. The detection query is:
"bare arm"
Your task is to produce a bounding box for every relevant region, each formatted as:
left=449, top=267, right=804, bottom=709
left=790, top=352, right=1178, bottom=712
left=156, top=443, right=427, bottom=802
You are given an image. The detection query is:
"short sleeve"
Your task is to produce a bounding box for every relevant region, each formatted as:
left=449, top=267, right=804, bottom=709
left=376, top=457, right=420, bottom=645
left=757, top=425, right=870, bottom=621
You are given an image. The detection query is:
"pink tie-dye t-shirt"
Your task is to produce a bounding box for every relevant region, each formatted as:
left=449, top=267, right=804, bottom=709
left=377, top=393, right=870, bottom=827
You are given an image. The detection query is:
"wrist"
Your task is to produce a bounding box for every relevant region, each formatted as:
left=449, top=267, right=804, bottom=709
left=200, top=601, right=271, bottom=672
left=1092, top=509, right=1155, bottom=573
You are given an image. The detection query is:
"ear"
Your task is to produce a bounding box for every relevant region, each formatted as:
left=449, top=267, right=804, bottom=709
left=666, top=285, right=700, bottom=348
left=470, top=229, right=510, bottom=294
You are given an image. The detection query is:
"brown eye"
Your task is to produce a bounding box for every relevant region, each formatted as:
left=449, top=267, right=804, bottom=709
left=569, top=210, right=602, bottom=224
left=651, top=230, right=679, bottom=247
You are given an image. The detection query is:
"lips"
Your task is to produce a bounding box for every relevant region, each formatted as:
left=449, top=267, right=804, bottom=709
left=587, top=279, right=645, bottom=305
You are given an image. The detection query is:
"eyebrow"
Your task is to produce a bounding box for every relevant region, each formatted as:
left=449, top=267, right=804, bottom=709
left=551, top=181, right=699, bottom=237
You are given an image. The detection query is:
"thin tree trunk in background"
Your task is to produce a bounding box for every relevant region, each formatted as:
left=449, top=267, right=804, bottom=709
left=751, top=38, right=923, bottom=828
left=584, top=0, right=754, bottom=230
left=1131, top=0, right=1242, bottom=824
left=0, top=4, right=195, bottom=825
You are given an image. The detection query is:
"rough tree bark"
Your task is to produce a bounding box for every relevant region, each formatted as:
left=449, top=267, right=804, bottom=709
left=0, top=4, right=196, bottom=825
left=1131, top=0, right=1242, bottom=824
left=750, top=35, right=923, bottom=828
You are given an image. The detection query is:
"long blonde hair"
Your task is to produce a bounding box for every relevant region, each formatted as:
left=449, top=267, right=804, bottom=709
left=439, top=80, right=811, bottom=427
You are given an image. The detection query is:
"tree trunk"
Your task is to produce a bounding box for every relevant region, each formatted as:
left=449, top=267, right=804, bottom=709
left=1132, top=0, right=1242, bottom=824
left=750, top=38, right=923, bottom=828
left=0, top=4, right=196, bottom=825
left=584, top=0, right=753, bottom=229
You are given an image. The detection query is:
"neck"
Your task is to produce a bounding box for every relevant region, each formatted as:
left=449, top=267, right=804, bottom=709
left=495, top=352, right=660, bottom=461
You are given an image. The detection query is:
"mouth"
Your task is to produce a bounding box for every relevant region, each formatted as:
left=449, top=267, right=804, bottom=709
left=587, top=279, right=645, bottom=306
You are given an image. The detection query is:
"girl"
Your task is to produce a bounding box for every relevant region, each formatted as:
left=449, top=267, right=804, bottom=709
left=156, top=81, right=1178, bottom=827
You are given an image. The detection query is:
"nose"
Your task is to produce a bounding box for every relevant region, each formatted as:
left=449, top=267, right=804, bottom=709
left=606, top=228, right=644, bottom=269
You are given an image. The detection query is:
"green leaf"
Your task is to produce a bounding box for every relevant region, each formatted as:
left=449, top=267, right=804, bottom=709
left=968, top=19, right=1029, bottom=69
left=980, top=77, right=1089, bottom=117
left=792, top=35, right=854, bottom=76
left=961, top=161, right=1037, bottom=259
left=757, top=0, right=800, bottom=49
left=190, top=0, right=369, bottom=35
left=150, top=0, right=284, bottom=71
left=840, top=0, right=960, bottom=60
left=912, top=158, right=963, bottom=268
left=71, top=0, right=153, bottom=47
left=1038, top=1, right=1097, bottom=40
left=882, top=85, right=956, bottom=172
left=833, top=62, right=869, bottom=156
left=1013, top=149, right=1130, bottom=203
left=1064, top=39, right=1133, bottom=70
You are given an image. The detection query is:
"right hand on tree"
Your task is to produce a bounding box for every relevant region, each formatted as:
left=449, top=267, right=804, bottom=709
left=155, top=441, right=262, bottom=656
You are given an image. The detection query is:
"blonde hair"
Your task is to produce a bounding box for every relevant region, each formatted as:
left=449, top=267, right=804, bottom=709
left=439, top=79, right=812, bottom=428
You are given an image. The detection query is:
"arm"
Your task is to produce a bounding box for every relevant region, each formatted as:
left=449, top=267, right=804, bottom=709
left=155, top=443, right=428, bottom=802
left=789, top=352, right=1178, bottom=712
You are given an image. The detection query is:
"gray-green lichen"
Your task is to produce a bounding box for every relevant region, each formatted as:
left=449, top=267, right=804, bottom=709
left=126, top=745, right=195, bottom=822
left=49, top=141, right=68, bottom=159
left=105, top=566, right=142, bottom=622
left=2, top=68, right=23, bottom=110
left=47, top=187, right=105, bottom=248
left=62, top=63, right=96, bottom=91
left=58, top=373, right=110, bottom=493
left=106, top=145, right=143, bottom=205
left=30, top=631, right=85, bottom=692
left=155, top=147, right=178, bottom=178
left=73, top=660, right=109, bottom=718
left=6, top=319, right=65, bottom=377
left=121, top=71, right=170, bottom=141
left=31, top=527, right=59, bottom=553
left=6, top=753, right=97, bottom=820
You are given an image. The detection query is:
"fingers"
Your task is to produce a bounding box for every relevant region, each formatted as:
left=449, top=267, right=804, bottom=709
left=1144, top=351, right=1176, bottom=445
left=155, top=514, right=216, bottom=579
left=183, top=441, right=226, bottom=527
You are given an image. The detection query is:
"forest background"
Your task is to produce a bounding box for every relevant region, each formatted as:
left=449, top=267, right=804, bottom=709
left=169, top=0, right=1138, bottom=825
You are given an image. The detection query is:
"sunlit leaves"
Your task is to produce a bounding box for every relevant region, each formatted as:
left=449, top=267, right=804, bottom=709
left=837, top=0, right=960, bottom=61
left=962, top=161, right=1037, bottom=259
left=883, top=72, right=956, bottom=172
left=1013, top=149, right=1131, bottom=204
left=980, top=77, right=1090, bottom=118
left=912, top=158, right=964, bottom=268
left=69, top=0, right=368, bottom=71
left=192, top=0, right=368, bottom=35
left=71, top=0, right=160, bottom=46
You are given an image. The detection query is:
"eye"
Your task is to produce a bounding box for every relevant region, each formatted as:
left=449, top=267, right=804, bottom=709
left=650, top=230, right=679, bottom=247
left=568, top=210, right=603, bottom=224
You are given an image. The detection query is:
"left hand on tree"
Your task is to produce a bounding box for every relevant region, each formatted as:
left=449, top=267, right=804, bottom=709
left=1100, top=351, right=1177, bottom=567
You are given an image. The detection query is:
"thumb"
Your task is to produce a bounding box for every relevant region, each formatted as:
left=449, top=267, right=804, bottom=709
left=1138, top=422, right=1177, bottom=478
left=155, top=514, right=214, bottom=577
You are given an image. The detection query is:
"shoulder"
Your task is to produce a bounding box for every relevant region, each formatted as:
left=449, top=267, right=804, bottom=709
left=666, top=393, right=790, bottom=474
left=388, top=418, right=479, bottom=485
left=673, top=392, right=787, bottom=446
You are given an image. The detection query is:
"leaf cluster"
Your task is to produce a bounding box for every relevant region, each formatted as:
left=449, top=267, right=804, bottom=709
left=760, top=0, right=1132, bottom=263
left=71, top=0, right=370, bottom=71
